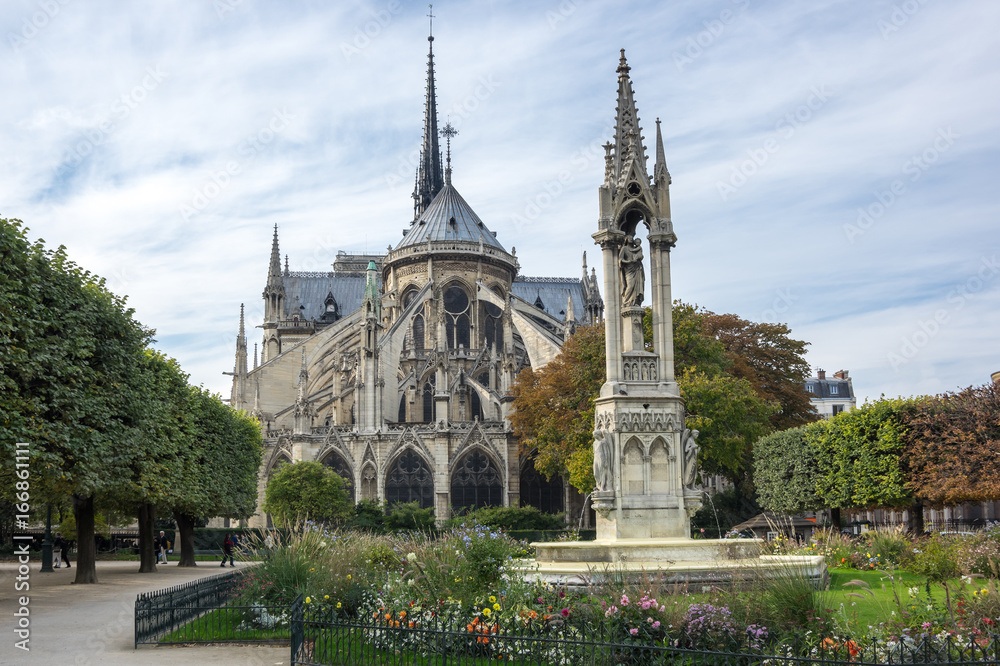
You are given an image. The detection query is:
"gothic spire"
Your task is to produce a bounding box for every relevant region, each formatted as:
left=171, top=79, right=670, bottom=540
left=441, top=121, right=457, bottom=186
left=412, top=7, right=444, bottom=220
left=654, top=117, right=670, bottom=184
left=612, top=49, right=649, bottom=182
left=268, top=224, right=281, bottom=283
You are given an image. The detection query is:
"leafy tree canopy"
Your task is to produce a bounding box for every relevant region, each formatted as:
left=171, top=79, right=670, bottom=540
left=263, top=461, right=352, bottom=526
left=902, top=382, right=1000, bottom=506
left=512, top=301, right=808, bottom=493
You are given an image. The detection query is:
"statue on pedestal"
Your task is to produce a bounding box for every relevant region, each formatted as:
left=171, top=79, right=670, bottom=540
left=618, top=236, right=644, bottom=307
left=592, top=428, right=614, bottom=492
left=682, top=428, right=700, bottom=489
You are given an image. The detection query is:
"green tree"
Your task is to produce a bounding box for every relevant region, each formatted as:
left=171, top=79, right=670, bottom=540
left=680, top=368, right=778, bottom=487
left=753, top=423, right=825, bottom=514
left=171, top=388, right=263, bottom=566
left=0, top=219, right=152, bottom=584
left=262, top=461, right=352, bottom=527
left=813, top=398, right=921, bottom=532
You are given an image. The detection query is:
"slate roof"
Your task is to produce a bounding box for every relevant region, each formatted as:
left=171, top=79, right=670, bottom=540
left=282, top=272, right=367, bottom=322
left=511, top=277, right=586, bottom=323
left=395, top=183, right=506, bottom=251
left=805, top=378, right=854, bottom=400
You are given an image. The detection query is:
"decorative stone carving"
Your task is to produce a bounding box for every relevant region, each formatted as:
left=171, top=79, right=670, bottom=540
left=592, top=428, right=614, bottom=492
left=618, top=235, right=645, bottom=307
left=681, top=428, right=700, bottom=489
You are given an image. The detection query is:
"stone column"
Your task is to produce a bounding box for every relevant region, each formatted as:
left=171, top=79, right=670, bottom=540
left=593, top=230, right=624, bottom=384
left=648, top=232, right=676, bottom=382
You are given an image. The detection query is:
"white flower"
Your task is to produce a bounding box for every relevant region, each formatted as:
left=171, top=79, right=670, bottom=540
left=407, top=552, right=417, bottom=563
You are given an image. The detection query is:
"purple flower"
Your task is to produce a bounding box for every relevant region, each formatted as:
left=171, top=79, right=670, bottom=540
left=561, top=608, right=570, bottom=617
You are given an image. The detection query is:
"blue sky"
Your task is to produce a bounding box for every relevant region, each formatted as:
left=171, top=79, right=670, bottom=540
left=3, top=0, right=998, bottom=403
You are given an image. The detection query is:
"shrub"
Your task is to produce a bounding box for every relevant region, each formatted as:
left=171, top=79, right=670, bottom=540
left=862, top=525, right=910, bottom=568
left=385, top=502, right=435, bottom=530
left=450, top=505, right=565, bottom=531
left=907, top=534, right=960, bottom=583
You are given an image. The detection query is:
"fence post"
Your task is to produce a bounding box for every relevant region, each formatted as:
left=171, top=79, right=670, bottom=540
left=290, top=594, right=304, bottom=665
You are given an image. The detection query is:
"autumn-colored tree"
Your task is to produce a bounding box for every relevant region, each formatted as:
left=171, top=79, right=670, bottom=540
left=512, top=301, right=799, bottom=494
left=902, top=382, right=1000, bottom=507
left=509, top=323, right=605, bottom=492
left=701, top=312, right=817, bottom=430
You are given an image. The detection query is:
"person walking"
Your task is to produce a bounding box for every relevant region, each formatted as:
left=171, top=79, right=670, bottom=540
left=157, top=530, right=169, bottom=564
left=221, top=533, right=235, bottom=567
left=53, top=532, right=64, bottom=568
left=61, top=535, right=71, bottom=568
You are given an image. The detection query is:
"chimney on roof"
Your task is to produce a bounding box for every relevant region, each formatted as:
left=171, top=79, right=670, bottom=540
left=817, top=369, right=826, bottom=380
left=834, top=370, right=848, bottom=380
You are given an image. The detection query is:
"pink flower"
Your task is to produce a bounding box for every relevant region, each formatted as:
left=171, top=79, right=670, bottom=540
left=630, top=628, right=639, bottom=636
left=652, top=621, right=660, bottom=629
left=641, top=601, right=651, bottom=610
left=621, top=594, right=630, bottom=606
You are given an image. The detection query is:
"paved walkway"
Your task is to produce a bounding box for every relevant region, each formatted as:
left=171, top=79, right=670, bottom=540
left=0, top=560, right=288, bottom=664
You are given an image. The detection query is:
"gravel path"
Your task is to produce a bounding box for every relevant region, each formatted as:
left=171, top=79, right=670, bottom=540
left=0, top=560, right=288, bottom=665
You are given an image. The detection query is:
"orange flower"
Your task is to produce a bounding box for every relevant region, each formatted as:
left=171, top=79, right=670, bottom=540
left=399, top=610, right=407, bottom=619
left=467, top=624, right=475, bottom=632
left=846, top=640, right=859, bottom=657
left=385, top=613, right=392, bottom=620
left=821, top=638, right=837, bottom=651
left=408, top=621, right=415, bottom=628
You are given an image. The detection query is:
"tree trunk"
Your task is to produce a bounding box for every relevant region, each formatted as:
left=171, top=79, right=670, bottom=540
left=908, top=499, right=925, bottom=535
left=829, top=507, right=842, bottom=530
left=72, top=494, right=98, bottom=584
left=175, top=513, right=197, bottom=567
left=137, top=503, right=157, bottom=573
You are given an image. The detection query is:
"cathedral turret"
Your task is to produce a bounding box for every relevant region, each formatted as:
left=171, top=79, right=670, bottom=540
left=230, top=303, right=248, bottom=409
left=262, top=225, right=285, bottom=362
left=412, top=19, right=444, bottom=220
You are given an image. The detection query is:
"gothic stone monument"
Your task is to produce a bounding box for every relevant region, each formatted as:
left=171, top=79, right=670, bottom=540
left=530, top=53, right=825, bottom=587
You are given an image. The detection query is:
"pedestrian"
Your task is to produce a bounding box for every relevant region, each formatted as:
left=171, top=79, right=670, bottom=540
left=158, top=530, right=169, bottom=564
left=53, top=532, right=64, bottom=568
left=61, top=535, right=71, bottom=568
left=221, top=533, right=235, bottom=567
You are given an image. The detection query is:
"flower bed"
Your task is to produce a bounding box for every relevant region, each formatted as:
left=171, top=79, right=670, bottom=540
left=226, top=522, right=1000, bottom=663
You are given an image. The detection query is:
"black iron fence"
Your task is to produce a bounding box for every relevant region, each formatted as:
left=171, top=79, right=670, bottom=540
left=289, top=611, right=1000, bottom=666
left=134, top=569, right=246, bottom=646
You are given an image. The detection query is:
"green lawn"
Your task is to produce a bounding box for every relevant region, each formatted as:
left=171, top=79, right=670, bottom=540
left=158, top=606, right=290, bottom=643
left=823, top=567, right=982, bottom=629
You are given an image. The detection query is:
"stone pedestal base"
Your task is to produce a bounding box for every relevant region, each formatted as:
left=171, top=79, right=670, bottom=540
left=526, top=538, right=827, bottom=591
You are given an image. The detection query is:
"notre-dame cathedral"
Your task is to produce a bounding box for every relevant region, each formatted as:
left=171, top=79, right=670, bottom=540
left=227, top=31, right=613, bottom=527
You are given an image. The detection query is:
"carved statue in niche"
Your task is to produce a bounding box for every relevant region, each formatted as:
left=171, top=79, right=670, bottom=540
left=681, top=428, right=700, bottom=488
left=618, top=235, right=645, bottom=307
left=592, top=428, right=614, bottom=492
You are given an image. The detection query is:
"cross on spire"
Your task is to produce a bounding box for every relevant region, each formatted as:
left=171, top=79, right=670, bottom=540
left=428, top=4, right=434, bottom=39
left=441, top=120, right=457, bottom=185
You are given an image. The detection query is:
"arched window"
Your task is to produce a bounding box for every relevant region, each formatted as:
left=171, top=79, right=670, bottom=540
left=398, top=395, right=406, bottom=423
left=451, top=449, right=503, bottom=513
left=321, top=452, right=354, bottom=502
left=385, top=450, right=434, bottom=509
left=520, top=458, right=564, bottom=515
left=482, top=301, right=502, bottom=351
left=360, top=464, right=377, bottom=501
left=412, top=314, right=425, bottom=351
left=443, top=286, right=470, bottom=350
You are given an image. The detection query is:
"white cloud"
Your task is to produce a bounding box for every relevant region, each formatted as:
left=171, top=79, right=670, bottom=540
left=2, top=0, right=998, bottom=400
